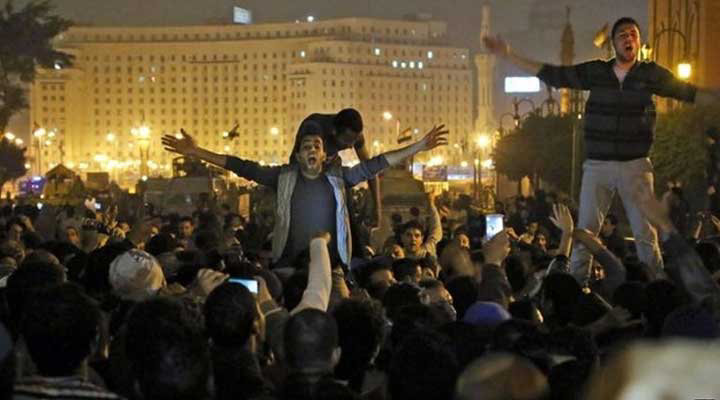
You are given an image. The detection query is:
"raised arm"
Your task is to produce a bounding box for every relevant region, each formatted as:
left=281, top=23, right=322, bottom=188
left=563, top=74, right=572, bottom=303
left=162, top=129, right=227, bottom=167
left=291, top=233, right=333, bottom=315
left=163, top=129, right=280, bottom=187
left=356, top=142, right=382, bottom=228
left=483, top=35, right=543, bottom=75
left=381, top=124, right=448, bottom=166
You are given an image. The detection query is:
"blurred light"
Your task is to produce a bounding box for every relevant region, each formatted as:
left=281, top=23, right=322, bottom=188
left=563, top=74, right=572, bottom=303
left=481, top=159, right=494, bottom=169
left=300, top=50, right=306, bottom=58
left=33, top=128, right=46, bottom=138
left=94, top=154, right=108, bottom=162
left=54, top=63, right=62, bottom=70
left=67, top=161, right=76, bottom=169
left=175, top=132, right=184, bottom=139
left=138, top=125, right=150, bottom=138
left=504, top=76, right=541, bottom=93
left=418, top=61, right=424, bottom=69
left=373, top=47, right=381, bottom=56
left=222, top=131, right=229, bottom=138
left=44, top=140, right=52, bottom=146
left=106, top=133, right=116, bottom=142
left=577, top=113, right=583, bottom=120
left=78, top=162, right=88, bottom=170
left=306, top=15, right=315, bottom=22
left=413, top=128, right=420, bottom=134
left=476, top=135, right=491, bottom=148
left=14, top=138, right=23, bottom=146
left=461, top=161, right=468, bottom=168
left=400, top=62, right=407, bottom=68
left=3, top=132, right=15, bottom=140
left=428, top=156, right=444, bottom=166
left=392, top=60, right=398, bottom=68
left=409, top=61, right=416, bottom=69
left=373, top=139, right=380, bottom=147
left=141, top=175, right=148, bottom=181
left=48, top=131, right=56, bottom=138
left=32, top=176, right=43, bottom=182
left=382, top=111, right=393, bottom=121
left=224, top=145, right=230, bottom=151
left=24, top=163, right=31, bottom=169
left=474, top=158, right=480, bottom=165
left=427, top=51, right=434, bottom=59
left=270, top=127, right=280, bottom=136
left=677, top=62, right=692, bottom=80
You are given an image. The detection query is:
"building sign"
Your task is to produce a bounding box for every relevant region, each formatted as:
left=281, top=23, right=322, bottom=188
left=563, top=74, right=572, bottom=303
left=233, top=7, right=252, bottom=24
left=422, top=165, right=448, bottom=182
left=504, top=76, right=540, bottom=93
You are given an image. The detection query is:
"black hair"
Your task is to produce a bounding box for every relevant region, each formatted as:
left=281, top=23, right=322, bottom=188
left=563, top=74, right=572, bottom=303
left=334, top=108, right=363, bottom=134
left=125, top=297, right=209, bottom=400
left=388, top=330, right=459, bottom=400
left=392, top=258, right=421, bottom=283
left=612, top=281, right=648, bottom=319
left=402, top=220, right=425, bottom=236
left=445, top=276, right=480, bottom=320
left=179, top=216, right=194, bottom=225
left=611, top=17, right=641, bottom=39
left=145, top=233, right=179, bottom=257
left=295, top=119, right=326, bottom=153
left=6, top=262, right=66, bottom=335
left=332, top=299, right=385, bottom=391
left=204, top=281, right=257, bottom=347
left=283, top=309, right=339, bottom=371
left=382, top=283, right=422, bottom=323
left=20, top=283, right=100, bottom=376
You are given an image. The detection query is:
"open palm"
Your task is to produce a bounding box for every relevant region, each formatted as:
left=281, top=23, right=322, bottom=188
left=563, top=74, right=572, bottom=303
left=162, top=129, right=197, bottom=156
left=420, top=125, right=449, bottom=151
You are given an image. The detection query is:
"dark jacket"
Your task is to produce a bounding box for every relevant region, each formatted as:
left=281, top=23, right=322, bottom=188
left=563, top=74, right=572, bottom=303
left=538, top=60, right=697, bottom=161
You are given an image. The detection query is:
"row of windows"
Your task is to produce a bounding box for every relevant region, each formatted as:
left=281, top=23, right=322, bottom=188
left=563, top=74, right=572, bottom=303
left=68, top=24, right=434, bottom=44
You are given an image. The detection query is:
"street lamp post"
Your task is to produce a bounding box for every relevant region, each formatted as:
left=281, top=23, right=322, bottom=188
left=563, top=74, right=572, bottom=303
left=32, top=127, right=46, bottom=175
left=131, top=125, right=151, bottom=178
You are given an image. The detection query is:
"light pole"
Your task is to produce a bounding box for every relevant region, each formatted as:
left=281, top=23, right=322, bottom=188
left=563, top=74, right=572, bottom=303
left=132, top=125, right=151, bottom=178
left=32, top=127, right=46, bottom=175
left=475, top=134, right=490, bottom=201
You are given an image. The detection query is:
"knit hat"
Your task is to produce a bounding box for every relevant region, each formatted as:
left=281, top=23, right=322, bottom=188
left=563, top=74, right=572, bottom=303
left=463, top=301, right=511, bottom=328
left=109, top=249, right=166, bottom=300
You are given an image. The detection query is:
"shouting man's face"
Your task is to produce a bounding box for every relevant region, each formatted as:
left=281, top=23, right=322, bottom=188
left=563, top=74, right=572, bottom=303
left=613, top=23, right=641, bottom=63
left=295, top=134, right=326, bottom=178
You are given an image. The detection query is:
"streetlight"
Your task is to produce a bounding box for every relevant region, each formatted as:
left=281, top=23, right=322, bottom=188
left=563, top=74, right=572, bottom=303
left=14, top=138, right=23, bottom=146
left=474, top=134, right=491, bottom=201
left=33, top=127, right=46, bottom=174
left=677, top=62, right=692, bottom=80
left=131, top=125, right=151, bottom=177
left=3, top=132, right=14, bottom=141
left=270, top=127, right=280, bottom=136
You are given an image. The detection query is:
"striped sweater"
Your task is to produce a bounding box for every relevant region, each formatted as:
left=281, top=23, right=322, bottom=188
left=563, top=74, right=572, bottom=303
left=537, top=60, right=697, bottom=161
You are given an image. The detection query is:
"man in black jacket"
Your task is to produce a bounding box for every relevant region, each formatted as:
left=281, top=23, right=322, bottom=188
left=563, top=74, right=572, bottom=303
left=484, top=17, right=720, bottom=284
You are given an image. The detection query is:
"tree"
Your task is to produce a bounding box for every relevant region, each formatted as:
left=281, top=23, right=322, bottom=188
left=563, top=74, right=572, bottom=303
left=493, top=113, right=583, bottom=196
left=0, top=1, right=73, bottom=132
left=650, top=104, right=720, bottom=203
left=0, top=136, right=27, bottom=189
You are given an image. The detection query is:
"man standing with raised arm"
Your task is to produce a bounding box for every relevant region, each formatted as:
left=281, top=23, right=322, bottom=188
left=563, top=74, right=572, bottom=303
left=162, top=121, right=448, bottom=268
left=484, top=17, right=720, bottom=284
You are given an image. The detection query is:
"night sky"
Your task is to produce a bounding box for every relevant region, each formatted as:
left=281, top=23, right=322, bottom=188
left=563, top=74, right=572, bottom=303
left=8, top=0, right=648, bottom=134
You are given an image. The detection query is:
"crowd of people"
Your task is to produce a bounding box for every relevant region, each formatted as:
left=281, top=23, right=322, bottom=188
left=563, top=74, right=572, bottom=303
left=1, top=165, right=720, bottom=400
left=0, top=13, right=719, bottom=400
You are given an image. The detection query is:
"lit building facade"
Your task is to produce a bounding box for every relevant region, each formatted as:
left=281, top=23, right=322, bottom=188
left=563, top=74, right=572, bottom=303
left=30, top=17, right=475, bottom=183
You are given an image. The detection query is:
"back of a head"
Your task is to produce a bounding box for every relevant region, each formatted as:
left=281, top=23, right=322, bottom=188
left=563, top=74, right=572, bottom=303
left=283, top=309, right=338, bottom=372
left=392, top=258, right=420, bottom=283
left=644, top=279, right=685, bottom=337
left=20, top=283, right=100, bottom=377
left=334, top=108, right=363, bottom=134
left=389, top=330, right=459, bottom=400
left=446, top=276, right=480, bottom=320
left=612, top=282, right=648, bottom=319
left=332, top=299, right=385, bottom=386
left=204, top=282, right=257, bottom=347
left=126, top=296, right=209, bottom=400
left=455, top=353, right=548, bottom=400
left=382, top=283, right=422, bottom=323
left=145, top=233, right=179, bottom=257
left=6, top=262, right=66, bottom=332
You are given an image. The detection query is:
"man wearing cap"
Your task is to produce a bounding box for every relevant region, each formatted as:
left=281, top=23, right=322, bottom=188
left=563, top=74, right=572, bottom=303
left=163, top=121, right=448, bottom=267
left=484, top=17, right=720, bottom=283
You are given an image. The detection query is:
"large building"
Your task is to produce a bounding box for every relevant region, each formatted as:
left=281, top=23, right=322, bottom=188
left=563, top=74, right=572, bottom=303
left=648, top=0, right=720, bottom=109
left=30, top=17, right=477, bottom=184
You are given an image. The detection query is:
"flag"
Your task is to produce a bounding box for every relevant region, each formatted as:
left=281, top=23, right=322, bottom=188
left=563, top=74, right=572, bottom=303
left=593, top=23, right=609, bottom=49
left=397, top=128, right=413, bottom=144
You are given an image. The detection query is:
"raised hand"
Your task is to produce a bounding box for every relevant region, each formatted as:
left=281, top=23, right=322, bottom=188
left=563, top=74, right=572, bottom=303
left=549, top=203, right=574, bottom=232
left=482, top=35, right=511, bottom=57
left=162, top=129, right=198, bottom=156
left=419, top=125, right=449, bottom=151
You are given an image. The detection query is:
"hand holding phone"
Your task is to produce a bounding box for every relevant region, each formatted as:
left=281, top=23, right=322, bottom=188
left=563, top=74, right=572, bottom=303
left=485, top=213, right=505, bottom=241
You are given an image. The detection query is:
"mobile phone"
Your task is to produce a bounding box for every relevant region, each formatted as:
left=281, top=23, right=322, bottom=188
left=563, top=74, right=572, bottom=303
left=95, top=203, right=102, bottom=210
left=485, top=213, right=504, bottom=241
left=228, top=278, right=258, bottom=294
left=36, top=203, right=43, bottom=210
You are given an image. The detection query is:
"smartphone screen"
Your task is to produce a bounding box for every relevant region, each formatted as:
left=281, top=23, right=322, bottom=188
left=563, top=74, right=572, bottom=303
left=94, top=203, right=102, bottom=210
left=228, top=278, right=258, bottom=294
left=485, top=213, right=504, bottom=241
